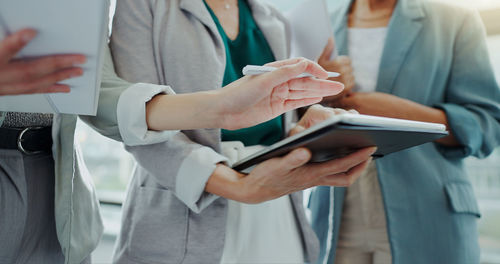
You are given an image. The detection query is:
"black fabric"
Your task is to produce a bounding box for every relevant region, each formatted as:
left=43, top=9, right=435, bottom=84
left=0, top=127, right=53, bottom=153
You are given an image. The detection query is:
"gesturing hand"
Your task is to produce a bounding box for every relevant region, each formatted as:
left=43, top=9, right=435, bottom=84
left=317, top=38, right=355, bottom=107
left=0, top=29, right=86, bottom=96
left=217, top=57, right=345, bottom=130
left=289, top=104, right=358, bottom=136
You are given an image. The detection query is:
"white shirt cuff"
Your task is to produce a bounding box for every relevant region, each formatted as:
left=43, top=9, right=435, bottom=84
left=117, top=83, right=177, bottom=146
left=175, top=146, right=228, bottom=213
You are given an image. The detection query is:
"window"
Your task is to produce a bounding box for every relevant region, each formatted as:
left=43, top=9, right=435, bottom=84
left=79, top=1, right=500, bottom=262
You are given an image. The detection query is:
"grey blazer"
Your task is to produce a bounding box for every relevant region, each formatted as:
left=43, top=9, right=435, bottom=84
left=109, top=0, right=318, bottom=263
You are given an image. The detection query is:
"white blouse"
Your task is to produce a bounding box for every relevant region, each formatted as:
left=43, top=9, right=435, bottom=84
left=348, top=27, right=388, bottom=93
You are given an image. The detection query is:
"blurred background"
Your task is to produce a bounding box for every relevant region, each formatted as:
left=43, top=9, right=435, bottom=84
left=79, top=0, right=500, bottom=263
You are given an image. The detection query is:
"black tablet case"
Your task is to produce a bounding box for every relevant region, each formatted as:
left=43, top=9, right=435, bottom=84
left=232, top=124, right=448, bottom=171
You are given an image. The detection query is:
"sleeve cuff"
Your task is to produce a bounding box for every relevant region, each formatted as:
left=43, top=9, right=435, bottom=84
left=435, top=103, right=481, bottom=158
left=117, top=83, right=178, bottom=146
left=175, top=146, right=228, bottom=213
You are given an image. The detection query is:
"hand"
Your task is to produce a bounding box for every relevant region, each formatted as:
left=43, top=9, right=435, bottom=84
left=207, top=147, right=376, bottom=204
left=216, top=57, right=345, bottom=130
left=338, top=92, right=461, bottom=146
left=0, top=29, right=86, bottom=96
left=337, top=92, right=408, bottom=117
left=317, top=38, right=355, bottom=107
left=289, top=104, right=358, bottom=136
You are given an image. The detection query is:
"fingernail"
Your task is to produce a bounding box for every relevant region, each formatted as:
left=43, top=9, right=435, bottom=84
left=296, top=149, right=310, bottom=160
left=22, top=30, right=36, bottom=43
left=72, top=56, right=87, bottom=65
left=71, top=69, right=84, bottom=77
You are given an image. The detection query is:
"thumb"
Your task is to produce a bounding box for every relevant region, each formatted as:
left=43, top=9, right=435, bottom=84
left=280, top=148, right=311, bottom=170
left=318, top=37, right=335, bottom=64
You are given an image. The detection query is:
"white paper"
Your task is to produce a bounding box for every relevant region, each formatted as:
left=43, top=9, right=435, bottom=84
left=286, top=0, right=337, bottom=60
left=0, top=0, right=108, bottom=115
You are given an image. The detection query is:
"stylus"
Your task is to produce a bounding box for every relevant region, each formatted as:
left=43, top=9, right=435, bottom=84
left=243, top=65, right=340, bottom=78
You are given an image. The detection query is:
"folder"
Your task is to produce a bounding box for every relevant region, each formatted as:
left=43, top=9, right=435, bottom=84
left=232, top=114, right=448, bottom=171
left=0, top=0, right=109, bottom=115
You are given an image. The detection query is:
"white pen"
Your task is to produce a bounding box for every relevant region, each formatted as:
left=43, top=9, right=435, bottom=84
left=242, top=65, right=340, bottom=78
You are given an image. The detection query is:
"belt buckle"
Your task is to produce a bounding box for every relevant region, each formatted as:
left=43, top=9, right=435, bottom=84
left=17, top=127, right=45, bottom=155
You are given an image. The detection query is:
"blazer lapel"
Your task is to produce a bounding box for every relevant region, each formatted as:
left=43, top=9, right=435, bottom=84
left=376, top=0, right=425, bottom=94
left=331, top=0, right=351, bottom=56
left=179, top=0, right=220, bottom=38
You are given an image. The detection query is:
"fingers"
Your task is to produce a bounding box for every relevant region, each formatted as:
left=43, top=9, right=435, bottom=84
left=283, top=97, right=323, bottom=112
left=318, top=37, right=335, bottom=64
left=0, top=29, right=36, bottom=65
left=279, top=148, right=312, bottom=170
left=264, top=57, right=306, bottom=68
left=311, top=146, right=377, bottom=177
left=261, top=58, right=329, bottom=87
left=0, top=55, right=86, bottom=84
left=321, top=158, right=372, bottom=186
left=288, top=77, right=344, bottom=93
left=0, top=67, right=82, bottom=95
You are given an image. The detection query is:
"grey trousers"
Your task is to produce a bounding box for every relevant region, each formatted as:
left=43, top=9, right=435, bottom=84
left=0, top=149, right=67, bottom=264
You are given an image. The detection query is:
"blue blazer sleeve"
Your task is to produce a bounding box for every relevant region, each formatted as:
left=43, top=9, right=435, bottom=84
left=436, top=10, right=500, bottom=159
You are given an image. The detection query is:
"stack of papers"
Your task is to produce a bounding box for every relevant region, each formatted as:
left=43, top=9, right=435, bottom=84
left=285, top=0, right=337, bottom=60
left=0, top=0, right=109, bottom=115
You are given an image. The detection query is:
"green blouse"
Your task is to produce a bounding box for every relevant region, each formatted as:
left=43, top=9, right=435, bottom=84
left=205, top=0, right=283, bottom=146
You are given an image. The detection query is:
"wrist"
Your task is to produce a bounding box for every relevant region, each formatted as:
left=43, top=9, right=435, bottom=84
left=203, top=89, right=228, bottom=129
left=205, top=164, right=250, bottom=202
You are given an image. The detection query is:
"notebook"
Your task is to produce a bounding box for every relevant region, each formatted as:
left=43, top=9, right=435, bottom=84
left=0, top=0, right=109, bottom=115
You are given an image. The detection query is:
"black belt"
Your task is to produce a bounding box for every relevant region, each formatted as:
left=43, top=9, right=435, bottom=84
left=0, top=126, right=53, bottom=155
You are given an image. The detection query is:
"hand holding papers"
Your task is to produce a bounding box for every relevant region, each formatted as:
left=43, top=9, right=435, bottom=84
left=0, top=29, right=87, bottom=96
left=0, top=0, right=109, bottom=115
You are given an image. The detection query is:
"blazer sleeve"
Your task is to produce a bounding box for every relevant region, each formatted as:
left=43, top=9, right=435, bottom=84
left=80, top=45, right=178, bottom=145
left=109, top=0, right=228, bottom=213
left=435, top=10, right=500, bottom=159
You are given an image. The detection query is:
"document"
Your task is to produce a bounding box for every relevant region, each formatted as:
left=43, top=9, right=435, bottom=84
left=232, top=114, right=448, bottom=171
left=0, top=0, right=109, bottom=115
left=285, top=0, right=337, bottom=60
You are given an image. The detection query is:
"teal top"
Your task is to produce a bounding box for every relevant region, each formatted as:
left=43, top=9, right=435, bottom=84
left=205, top=0, right=283, bottom=146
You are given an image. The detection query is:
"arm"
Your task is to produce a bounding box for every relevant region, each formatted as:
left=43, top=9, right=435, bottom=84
left=434, top=10, right=500, bottom=158
left=335, top=11, right=500, bottom=156
left=334, top=92, right=461, bottom=146
left=206, top=105, right=375, bottom=204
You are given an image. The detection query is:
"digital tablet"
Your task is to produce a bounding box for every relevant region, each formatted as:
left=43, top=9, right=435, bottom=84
left=232, top=114, right=448, bottom=171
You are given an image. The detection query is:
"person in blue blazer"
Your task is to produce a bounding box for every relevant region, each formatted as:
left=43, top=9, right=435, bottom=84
left=309, top=0, right=500, bottom=263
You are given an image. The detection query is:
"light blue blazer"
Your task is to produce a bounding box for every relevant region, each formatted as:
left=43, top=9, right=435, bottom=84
left=309, top=0, right=500, bottom=263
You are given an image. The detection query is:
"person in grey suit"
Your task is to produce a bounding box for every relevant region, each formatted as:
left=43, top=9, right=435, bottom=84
left=109, top=0, right=375, bottom=263
left=0, top=14, right=349, bottom=264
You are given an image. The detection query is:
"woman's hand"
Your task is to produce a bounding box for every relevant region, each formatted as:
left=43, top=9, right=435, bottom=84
left=146, top=58, right=345, bottom=131
left=337, top=92, right=460, bottom=146
left=206, top=146, right=376, bottom=204
left=216, top=57, right=345, bottom=130
left=0, top=29, right=86, bottom=96
left=337, top=92, right=407, bottom=117
left=289, top=104, right=358, bottom=136
left=317, top=38, right=355, bottom=107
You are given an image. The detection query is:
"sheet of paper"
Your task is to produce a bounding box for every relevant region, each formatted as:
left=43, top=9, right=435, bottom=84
left=285, top=0, right=337, bottom=60
left=0, top=0, right=108, bottom=115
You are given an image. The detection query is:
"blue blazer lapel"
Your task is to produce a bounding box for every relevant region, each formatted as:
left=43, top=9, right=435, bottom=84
left=376, top=0, right=426, bottom=94
left=330, top=0, right=351, bottom=56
